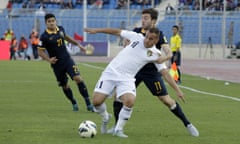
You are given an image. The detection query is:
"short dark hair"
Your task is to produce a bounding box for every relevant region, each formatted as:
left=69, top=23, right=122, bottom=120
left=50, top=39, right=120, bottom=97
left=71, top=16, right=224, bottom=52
left=172, top=25, right=179, bottom=30
left=148, top=27, right=160, bottom=37
left=142, top=8, right=158, bottom=20
left=44, top=13, right=56, bottom=21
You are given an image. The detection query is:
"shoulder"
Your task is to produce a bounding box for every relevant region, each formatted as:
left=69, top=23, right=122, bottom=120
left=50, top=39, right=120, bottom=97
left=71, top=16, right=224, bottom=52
left=58, top=26, right=65, bottom=31
left=133, top=27, right=142, bottom=33
left=40, top=31, right=47, bottom=39
left=176, top=34, right=182, bottom=40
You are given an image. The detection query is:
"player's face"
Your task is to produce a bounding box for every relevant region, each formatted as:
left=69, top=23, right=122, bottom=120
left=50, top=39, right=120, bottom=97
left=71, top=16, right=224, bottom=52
left=141, top=13, right=153, bottom=30
left=144, top=31, right=159, bottom=48
left=46, top=17, right=57, bottom=30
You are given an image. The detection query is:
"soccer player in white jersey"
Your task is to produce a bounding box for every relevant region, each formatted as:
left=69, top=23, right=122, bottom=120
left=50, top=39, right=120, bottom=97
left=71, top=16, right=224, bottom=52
left=84, top=27, right=167, bottom=138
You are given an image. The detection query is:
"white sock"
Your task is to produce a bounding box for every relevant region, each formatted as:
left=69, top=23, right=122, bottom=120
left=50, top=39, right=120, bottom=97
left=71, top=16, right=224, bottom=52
left=94, top=103, right=109, bottom=121
left=115, top=105, right=133, bottom=131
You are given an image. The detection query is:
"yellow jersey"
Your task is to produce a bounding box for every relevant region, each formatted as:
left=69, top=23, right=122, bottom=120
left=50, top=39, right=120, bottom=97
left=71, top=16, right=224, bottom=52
left=170, top=34, right=182, bottom=52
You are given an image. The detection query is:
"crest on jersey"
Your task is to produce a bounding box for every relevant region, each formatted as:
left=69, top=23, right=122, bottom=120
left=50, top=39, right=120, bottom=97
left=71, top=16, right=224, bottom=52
left=147, top=50, right=153, bottom=57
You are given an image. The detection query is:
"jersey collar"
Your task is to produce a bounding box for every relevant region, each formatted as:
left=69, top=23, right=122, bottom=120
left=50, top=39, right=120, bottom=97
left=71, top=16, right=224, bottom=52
left=46, top=26, right=59, bottom=34
left=141, top=28, right=146, bottom=34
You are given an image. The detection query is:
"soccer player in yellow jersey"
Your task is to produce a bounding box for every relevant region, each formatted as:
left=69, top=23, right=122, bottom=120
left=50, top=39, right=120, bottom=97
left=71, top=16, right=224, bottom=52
left=170, top=25, right=182, bottom=84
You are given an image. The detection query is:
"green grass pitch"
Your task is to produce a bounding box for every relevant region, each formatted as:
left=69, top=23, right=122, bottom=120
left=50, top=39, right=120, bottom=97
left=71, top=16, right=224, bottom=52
left=0, top=60, right=239, bottom=144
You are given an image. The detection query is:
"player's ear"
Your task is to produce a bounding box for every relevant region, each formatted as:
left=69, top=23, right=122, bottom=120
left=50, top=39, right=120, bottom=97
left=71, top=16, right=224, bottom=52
left=151, top=19, right=157, bottom=26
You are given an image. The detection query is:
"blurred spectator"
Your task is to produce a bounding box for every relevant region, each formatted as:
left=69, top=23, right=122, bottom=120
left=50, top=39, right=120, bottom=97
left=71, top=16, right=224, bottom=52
left=165, top=3, right=174, bottom=14
left=61, top=0, right=73, bottom=9
left=10, top=36, right=18, bottom=60
left=35, top=2, right=46, bottom=16
left=3, top=28, right=15, bottom=41
left=115, top=0, right=127, bottom=9
left=28, top=0, right=36, bottom=9
left=18, top=35, right=31, bottom=60
left=178, top=0, right=185, bottom=10
left=226, top=0, right=235, bottom=11
left=6, top=0, right=12, bottom=17
left=6, top=0, right=12, bottom=11
left=90, top=0, right=103, bottom=9
left=193, top=0, right=200, bottom=10
left=136, top=0, right=149, bottom=9
left=29, top=29, right=39, bottom=60
left=39, top=2, right=46, bottom=9
left=22, top=2, right=28, bottom=8
left=236, top=3, right=240, bottom=11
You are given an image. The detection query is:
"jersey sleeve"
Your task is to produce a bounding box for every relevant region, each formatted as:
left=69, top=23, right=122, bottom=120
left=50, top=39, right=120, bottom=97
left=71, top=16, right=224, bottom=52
left=58, top=26, right=66, bottom=38
left=156, top=31, right=168, bottom=49
left=38, top=34, right=46, bottom=49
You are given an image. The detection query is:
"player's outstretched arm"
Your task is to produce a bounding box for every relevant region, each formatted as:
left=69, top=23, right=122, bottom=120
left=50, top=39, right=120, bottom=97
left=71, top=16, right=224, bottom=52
left=161, top=69, right=185, bottom=102
left=84, top=28, right=121, bottom=36
left=65, top=34, right=86, bottom=53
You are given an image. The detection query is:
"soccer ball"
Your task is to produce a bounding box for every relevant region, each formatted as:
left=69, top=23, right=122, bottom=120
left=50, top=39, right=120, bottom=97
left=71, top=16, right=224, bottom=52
left=78, top=120, right=97, bottom=138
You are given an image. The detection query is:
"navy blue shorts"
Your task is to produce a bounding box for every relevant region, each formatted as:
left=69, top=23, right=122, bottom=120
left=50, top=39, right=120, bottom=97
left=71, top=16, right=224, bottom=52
left=52, top=58, right=80, bottom=86
left=135, top=69, right=168, bottom=96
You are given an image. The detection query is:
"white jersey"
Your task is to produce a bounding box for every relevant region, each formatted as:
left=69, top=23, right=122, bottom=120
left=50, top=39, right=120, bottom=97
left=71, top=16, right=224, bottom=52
left=102, top=30, right=161, bottom=81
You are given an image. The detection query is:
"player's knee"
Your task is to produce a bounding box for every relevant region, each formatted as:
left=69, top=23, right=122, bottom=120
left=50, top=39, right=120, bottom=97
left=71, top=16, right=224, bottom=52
left=62, top=84, right=70, bottom=90
left=158, top=95, right=175, bottom=107
left=122, top=98, right=135, bottom=108
left=92, top=92, right=106, bottom=106
left=73, top=76, right=83, bottom=83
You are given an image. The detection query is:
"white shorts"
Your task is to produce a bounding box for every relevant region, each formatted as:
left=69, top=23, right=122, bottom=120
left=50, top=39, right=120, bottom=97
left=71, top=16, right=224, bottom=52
left=94, top=78, right=136, bottom=99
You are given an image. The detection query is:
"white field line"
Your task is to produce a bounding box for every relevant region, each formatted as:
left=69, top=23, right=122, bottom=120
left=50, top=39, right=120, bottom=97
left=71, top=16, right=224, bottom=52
left=80, top=63, right=240, bottom=102
left=179, top=85, right=240, bottom=102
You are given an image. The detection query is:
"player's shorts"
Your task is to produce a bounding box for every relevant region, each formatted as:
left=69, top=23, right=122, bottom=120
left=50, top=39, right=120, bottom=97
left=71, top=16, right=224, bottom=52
left=135, top=70, right=168, bottom=97
left=52, top=58, right=80, bottom=86
left=94, top=78, right=136, bottom=99
left=171, top=51, right=181, bottom=66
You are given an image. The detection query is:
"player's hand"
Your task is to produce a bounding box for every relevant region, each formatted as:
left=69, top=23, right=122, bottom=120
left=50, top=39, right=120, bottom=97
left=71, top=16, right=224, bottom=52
left=176, top=90, right=185, bottom=103
left=49, top=56, right=58, bottom=64
left=84, top=28, right=96, bottom=34
left=78, top=44, right=86, bottom=54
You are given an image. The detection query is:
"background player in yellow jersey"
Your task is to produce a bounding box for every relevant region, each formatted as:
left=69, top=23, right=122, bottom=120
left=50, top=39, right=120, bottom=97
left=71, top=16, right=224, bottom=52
left=170, top=25, right=182, bottom=84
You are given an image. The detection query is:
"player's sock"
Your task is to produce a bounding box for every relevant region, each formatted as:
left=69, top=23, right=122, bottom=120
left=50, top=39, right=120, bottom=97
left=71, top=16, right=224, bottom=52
left=94, top=103, right=111, bottom=134
left=77, top=81, right=91, bottom=106
left=170, top=102, right=190, bottom=127
left=115, top=105, right=132, bottom=132
left=113, top=101, right=123, bottom=124
left=94, top=103, right=109, bottom=120
left=62, top=88, right=77, bottom=105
